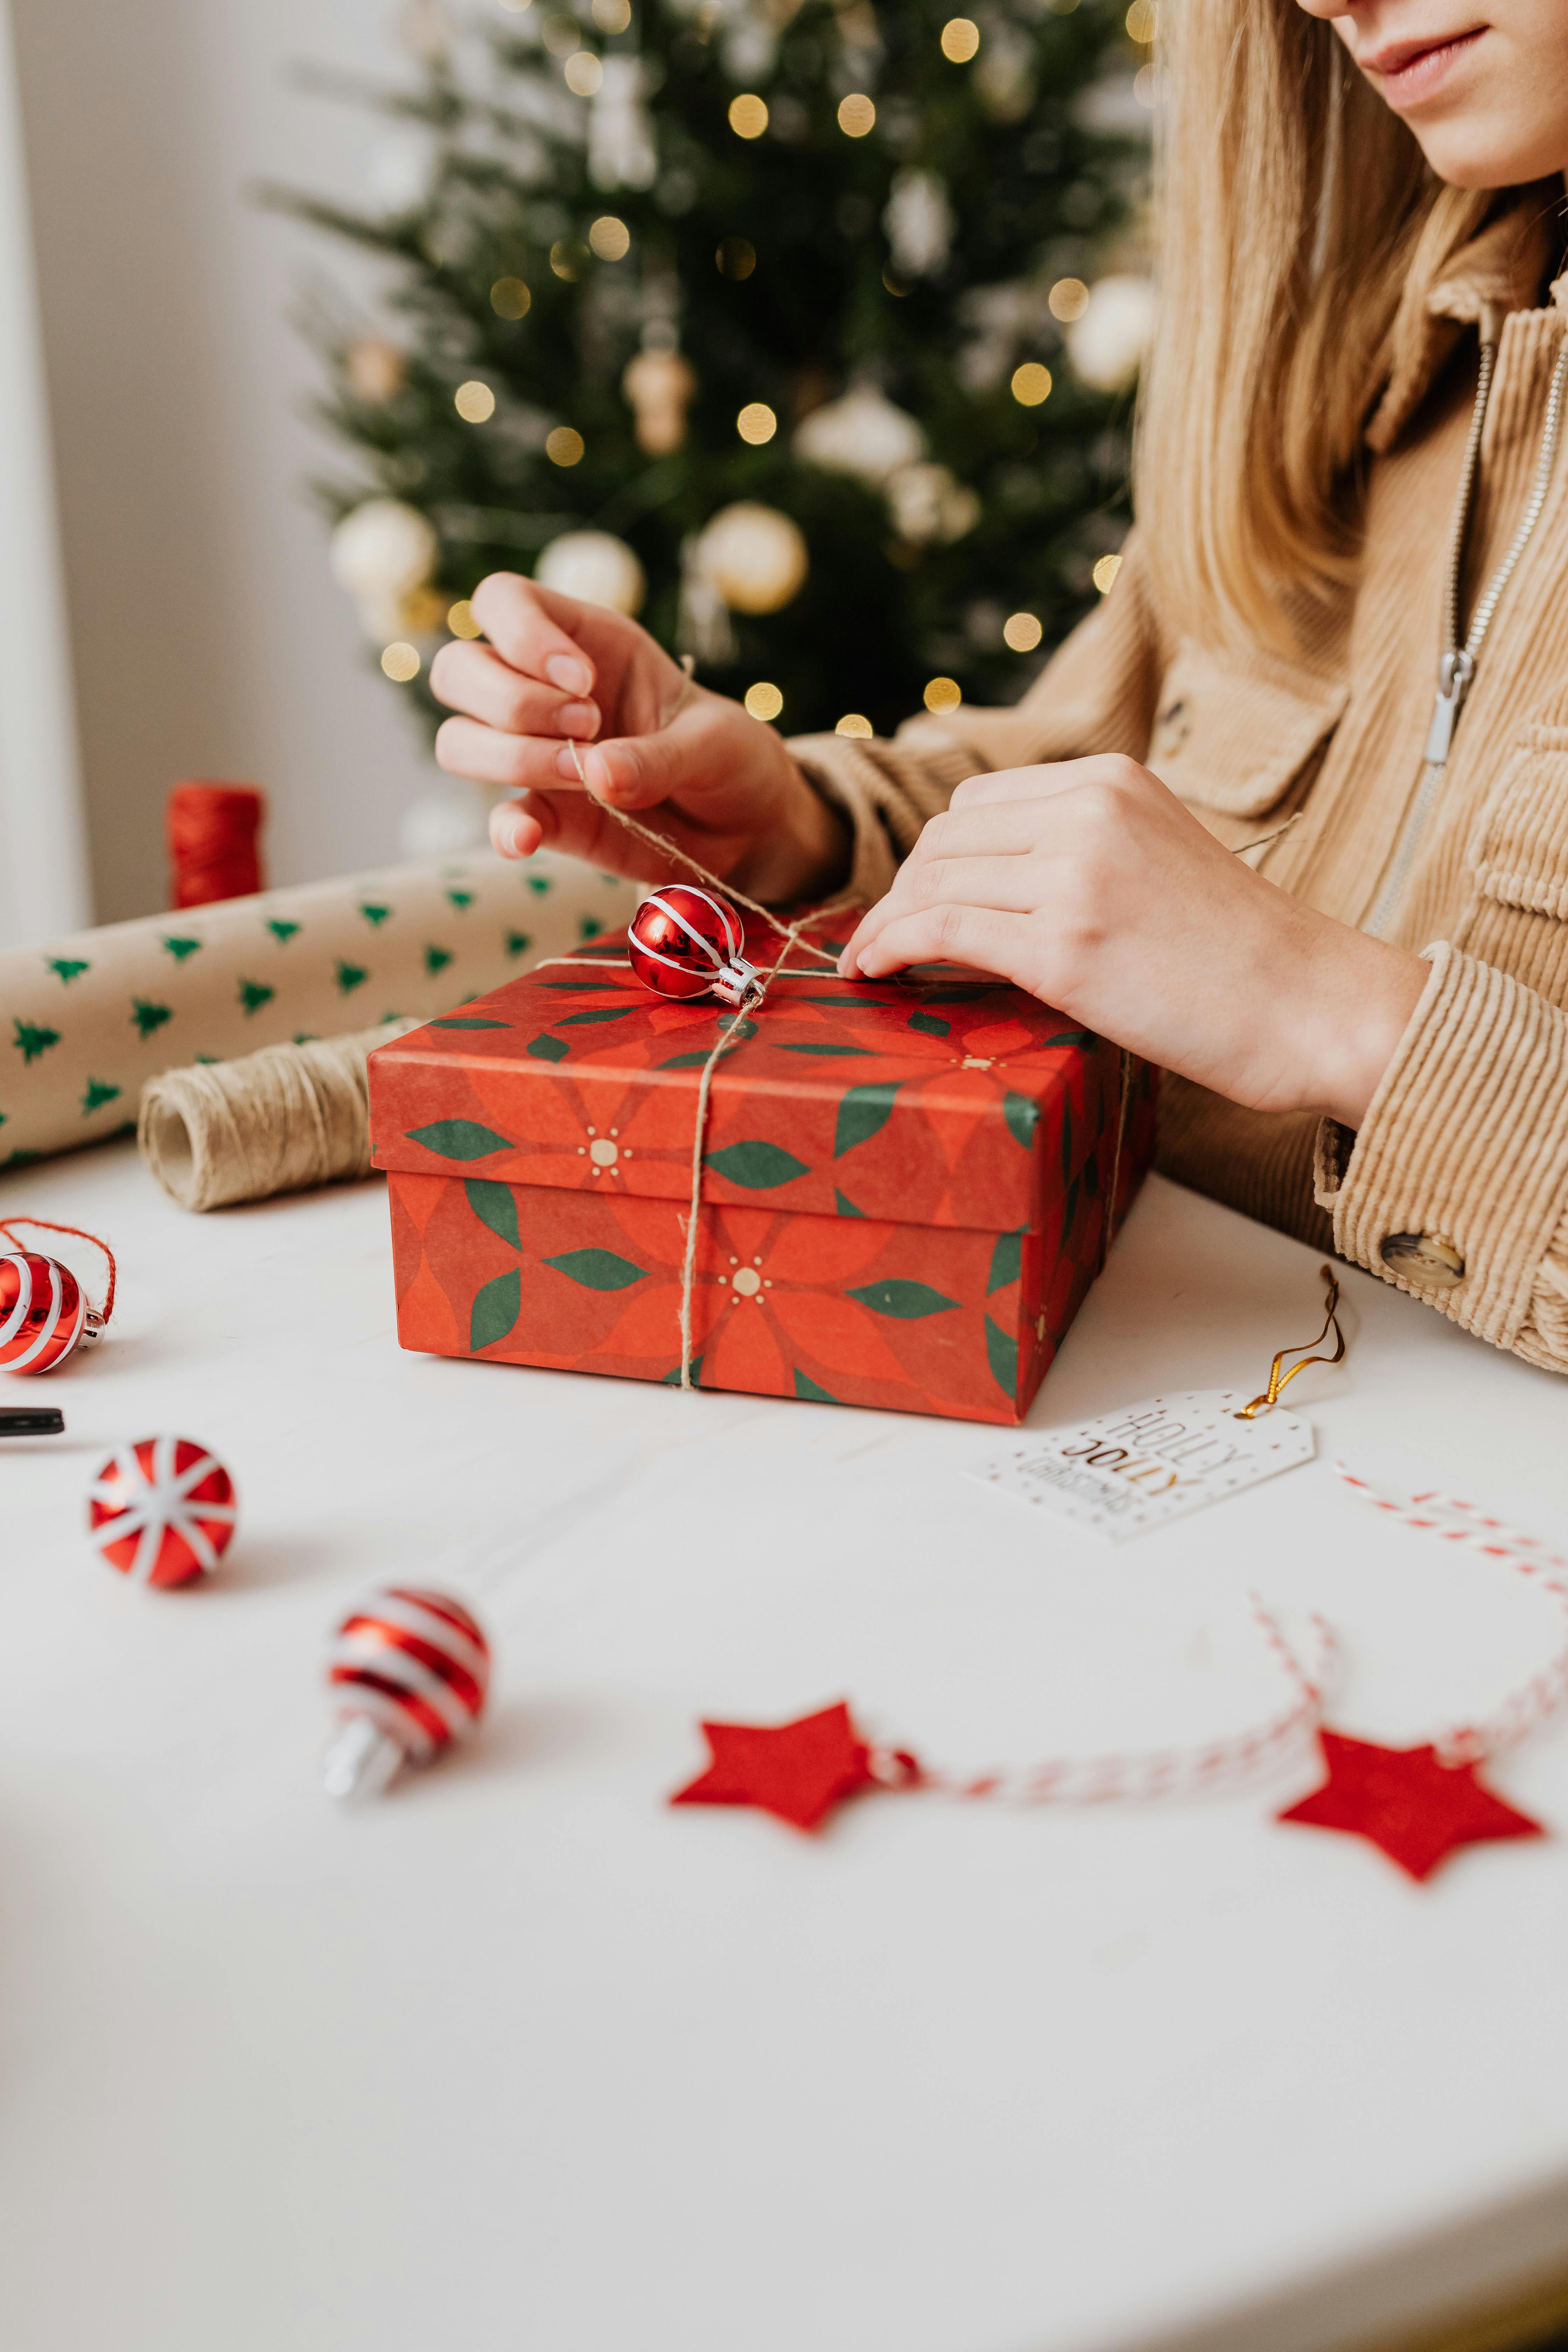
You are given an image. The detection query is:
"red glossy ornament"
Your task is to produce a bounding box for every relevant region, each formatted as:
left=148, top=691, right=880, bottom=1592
left=87, top=1436, right=238, bottom=1586
left=0, top=1252, right=103, bottom=1374
left=628, top=885, right=760, bottom=1008
left=323, top=1586, right=491, bottom=1801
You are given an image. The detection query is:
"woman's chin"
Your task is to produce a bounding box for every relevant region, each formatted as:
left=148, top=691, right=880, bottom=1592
left=1407, top=118, right=1568, bottom=190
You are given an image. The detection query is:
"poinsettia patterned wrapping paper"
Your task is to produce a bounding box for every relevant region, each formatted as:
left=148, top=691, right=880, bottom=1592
left=0, top=850, right=637, bottom=1169
left=370, top=913, right=1157, bottom=1423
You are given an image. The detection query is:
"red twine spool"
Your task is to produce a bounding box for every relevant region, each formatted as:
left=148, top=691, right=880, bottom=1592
left=167, top=781, right=266, bottom=909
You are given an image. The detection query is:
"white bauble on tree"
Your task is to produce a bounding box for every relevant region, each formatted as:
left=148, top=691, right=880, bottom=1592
left=329, top=498, right=440, bottom=641
left=535, top=529, right=646, bottom=616
left=886, top=462, right=981, bottom=547
left=693, top=503, right=809, bottom=616
left=1067, top=276, right=1157, bottom=393
left=882, top=172, right=953, bottom=279
left=793, top=385, right=926, bottom=487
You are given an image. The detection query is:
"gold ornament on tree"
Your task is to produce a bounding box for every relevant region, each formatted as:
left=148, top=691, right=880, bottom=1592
left=693, top=502, right=809, bottom=615
left=534, top=529, right=647, bottom=616
left=345, top=337, right=407, bottom=403
left=329, top=498, right=440, bottom=641
left=622, top=346, right=698, bottom=455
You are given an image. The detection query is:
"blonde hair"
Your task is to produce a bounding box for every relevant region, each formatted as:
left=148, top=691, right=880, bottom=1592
left=1135, top=0, right=1495, bottom=653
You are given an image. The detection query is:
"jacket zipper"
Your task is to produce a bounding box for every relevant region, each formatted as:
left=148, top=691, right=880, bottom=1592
left=1366, top=328, right=1568, bottom=939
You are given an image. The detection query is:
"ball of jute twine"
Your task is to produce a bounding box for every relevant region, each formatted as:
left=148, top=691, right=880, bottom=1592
left=138, top=1021, right=420, bottom=1212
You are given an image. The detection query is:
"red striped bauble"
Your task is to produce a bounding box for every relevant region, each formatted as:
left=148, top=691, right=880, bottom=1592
left=0, top=1252, right=99, bottom=1374
left=327, top=1587, right=491, bottom=1770
left=88, top=1436, right=238, bottom=1586
left=628, top=884, right=760, bottom=1008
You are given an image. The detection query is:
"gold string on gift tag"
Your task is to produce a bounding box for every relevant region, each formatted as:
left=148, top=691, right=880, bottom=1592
left=1236, top=1264, right=1346, bottom=1420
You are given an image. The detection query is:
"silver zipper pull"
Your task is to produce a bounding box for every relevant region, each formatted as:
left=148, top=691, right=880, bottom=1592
left=1423, top=646, right=1475, bottom=766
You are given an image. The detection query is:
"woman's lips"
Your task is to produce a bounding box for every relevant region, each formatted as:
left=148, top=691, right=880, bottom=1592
left=1362, top=25, right=1487, bottom=106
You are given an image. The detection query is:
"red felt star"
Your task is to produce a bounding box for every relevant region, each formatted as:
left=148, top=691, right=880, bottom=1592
left=671, top=1701, right=880, bottom=1832
left=1278, top=1729, right=1544, bottom=1881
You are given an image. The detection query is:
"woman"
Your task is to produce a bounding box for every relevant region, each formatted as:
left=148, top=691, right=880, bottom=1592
left=429, top=0, right=1568, bottom=1378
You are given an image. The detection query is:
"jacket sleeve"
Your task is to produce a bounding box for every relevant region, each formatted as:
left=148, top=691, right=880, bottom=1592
left=786, top=532, right=1168, bottom=903
left=1314, top=942, right=1568, bottom=1374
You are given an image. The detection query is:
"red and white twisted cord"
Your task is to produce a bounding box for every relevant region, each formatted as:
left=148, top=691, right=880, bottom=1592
left=1335, top=1463, right=1568, bottom=1764
left=868, top=1595, right=1337, bottom=1807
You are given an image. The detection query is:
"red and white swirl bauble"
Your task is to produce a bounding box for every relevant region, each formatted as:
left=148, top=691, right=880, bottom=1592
left=0, top=1252, right=102, bottom=1374
left=629, top=885, right=760, bottom=1009
left=324, top=1587, right=491, bottom=1801
left=87, top=1436, right=237, bottom=1586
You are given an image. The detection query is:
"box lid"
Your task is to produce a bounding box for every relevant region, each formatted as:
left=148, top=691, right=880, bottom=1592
left=368, top=913, right=1123, bottom=1236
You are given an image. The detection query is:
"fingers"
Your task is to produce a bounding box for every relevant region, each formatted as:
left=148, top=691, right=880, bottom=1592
left=486, top=785, right=734, bottom=888
left=882, top=853, right=1048, bottom=920
left=435, top=714, right=593, bottom=793
left=429, top=640, right=600, bottom=740
left=468, top=574, right=598, bottom=698
left=845, top=903, right=1043, bottom=986
left=580, top=693, right=730, bottom=812
left=948, top=754, right=1149, bottom=809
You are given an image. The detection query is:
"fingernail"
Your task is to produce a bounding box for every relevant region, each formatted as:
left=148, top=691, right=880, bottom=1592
left=557, top=700, right=598, bottom=737
left=555, top=744, right=583, bottom=779
left=546, top=654, right=593, bottom=696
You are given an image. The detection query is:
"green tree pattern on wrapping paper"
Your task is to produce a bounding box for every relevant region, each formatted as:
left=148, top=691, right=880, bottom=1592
left=161, top=935, right=202, bottom=961
left=14, top=1018, right=60, bottom=1063
left=505, top=931, right=531, bottom=958
left=846, top=1279, right=959, bottom=1319
left=267, top=919, right=301, bottom=943
left=130, top=999, right=173, bottom=1040
left=425, top=944, right=453, bottom=976
left=406, top=1118, right=513, bottom=1160
left=336, top=960, right=369, bottom=994
left=542, top=1248, right=645, bottom=1290
left=237, top=980, right=274, bottom=1017
left=526, top=873, right=552, bottom=896
left=470, top=1266, right=521, bottom=1351
left=47, top=957, right=89, bottom=984
left=80, top=1078, right=121, bottom=1116
left=359, top=902, right=392, bottom=926
left=579, top=916, right=603, bottom=941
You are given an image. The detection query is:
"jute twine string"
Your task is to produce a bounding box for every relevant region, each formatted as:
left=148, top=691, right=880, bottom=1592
left=138, top=1020, right=420, bottom=1211
left=560, top=735, right=864, bottom=1387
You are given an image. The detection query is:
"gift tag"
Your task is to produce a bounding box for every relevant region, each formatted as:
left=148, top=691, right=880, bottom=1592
left=974, top=1388, right=1316, bottom=1542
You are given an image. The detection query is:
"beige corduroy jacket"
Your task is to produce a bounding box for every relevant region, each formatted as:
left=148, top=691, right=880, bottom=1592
left=791, top=205, right=1568, bottom=1378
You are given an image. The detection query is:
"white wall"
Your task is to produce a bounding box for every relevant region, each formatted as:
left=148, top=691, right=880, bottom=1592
left=0, top=0, right=88, bottom=948
left=10, top=0, right=448, bottom=927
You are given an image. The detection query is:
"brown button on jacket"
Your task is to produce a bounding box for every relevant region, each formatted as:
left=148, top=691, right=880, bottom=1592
left=791, top=205, right=1568, bottom=1378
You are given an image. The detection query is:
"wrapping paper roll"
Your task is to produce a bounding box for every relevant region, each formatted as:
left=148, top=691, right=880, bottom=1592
left=0, top=849, right=637, bottom=1170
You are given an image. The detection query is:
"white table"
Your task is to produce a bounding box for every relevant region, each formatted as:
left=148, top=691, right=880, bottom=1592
left=4, top=1139, right=1568, bottom=2352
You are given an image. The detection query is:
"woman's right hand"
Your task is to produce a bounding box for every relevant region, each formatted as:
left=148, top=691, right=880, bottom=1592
left=429, top=573, right=849, bottom=904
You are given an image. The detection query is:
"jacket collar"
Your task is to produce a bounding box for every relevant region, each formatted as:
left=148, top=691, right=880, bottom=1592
left=1365, top=190, right=1563, bottom=453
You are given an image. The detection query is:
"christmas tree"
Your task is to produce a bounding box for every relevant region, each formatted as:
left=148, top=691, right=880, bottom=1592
left=274, top=0, right=1153, bottom=745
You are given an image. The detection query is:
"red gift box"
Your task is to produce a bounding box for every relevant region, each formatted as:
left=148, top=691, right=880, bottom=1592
left=368, top=910, right=1156, bottom=1424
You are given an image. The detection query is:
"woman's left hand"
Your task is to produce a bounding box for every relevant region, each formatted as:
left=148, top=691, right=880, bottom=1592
left=839, top=756, right=1428, bottom=1129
